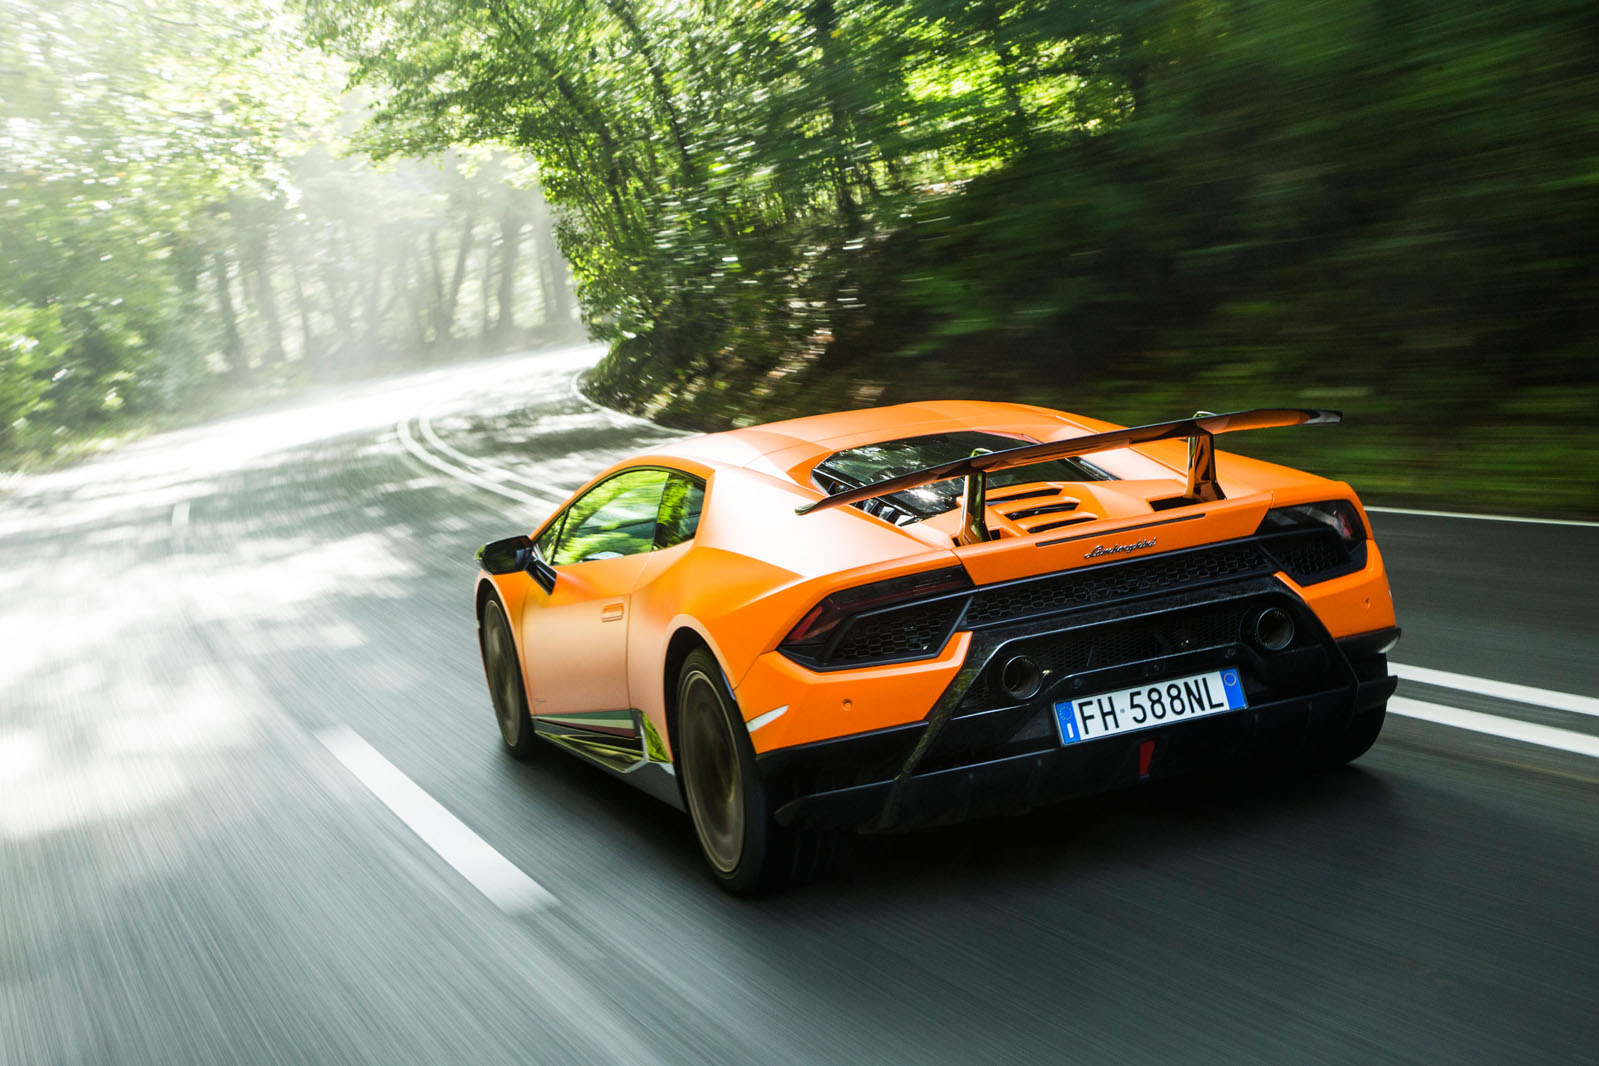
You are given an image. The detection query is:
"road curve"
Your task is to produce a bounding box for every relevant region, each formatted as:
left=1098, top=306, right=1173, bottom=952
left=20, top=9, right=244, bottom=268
left=3, top=346, right=1595, bottom=1066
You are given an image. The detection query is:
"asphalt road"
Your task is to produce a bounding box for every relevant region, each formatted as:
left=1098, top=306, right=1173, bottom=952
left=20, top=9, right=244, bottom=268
left=3, top=346, right=1595, bottom=1066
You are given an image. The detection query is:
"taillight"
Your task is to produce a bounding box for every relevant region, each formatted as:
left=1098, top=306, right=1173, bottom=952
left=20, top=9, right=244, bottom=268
left=1256, top=500, right=1366, bottom=547
left=781, top=566, right=972, bottom=659
left=1255, top=499, right=1368, bottom=585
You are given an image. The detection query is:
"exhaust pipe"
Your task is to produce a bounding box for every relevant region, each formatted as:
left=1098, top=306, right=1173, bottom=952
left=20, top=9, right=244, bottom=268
left=1252, top=607, right=1295, bottom=651
left=997, top=655, right=1043, bottom=701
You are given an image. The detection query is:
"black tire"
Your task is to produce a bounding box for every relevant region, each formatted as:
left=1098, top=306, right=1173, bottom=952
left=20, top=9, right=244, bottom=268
left=676, top=648, right=831, bottom=894
left=481, top=597, right=539, bottom=759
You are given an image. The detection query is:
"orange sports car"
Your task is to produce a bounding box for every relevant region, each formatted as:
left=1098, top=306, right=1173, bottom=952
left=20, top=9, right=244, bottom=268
left=474, top=402, right=1399, bottom=892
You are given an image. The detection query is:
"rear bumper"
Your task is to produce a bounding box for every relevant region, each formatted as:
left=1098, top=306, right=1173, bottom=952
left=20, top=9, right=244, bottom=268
left=760, top=627, right=1398, bottom=833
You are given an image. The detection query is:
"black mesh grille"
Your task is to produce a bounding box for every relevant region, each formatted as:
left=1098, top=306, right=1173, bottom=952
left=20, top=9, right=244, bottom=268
left=963, top=543, right=1271, bottom=628
left=975, top=604, right=1249, bottom=703
left=788, top=538, right=1335, bottom=670
left=1266, top=533, right=1351, bottom=584
left=829, top=600, right=964, bottom=665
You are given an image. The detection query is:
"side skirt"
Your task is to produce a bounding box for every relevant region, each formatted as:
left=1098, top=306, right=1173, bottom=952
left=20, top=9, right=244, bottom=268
left=532, top=710, right=685, bottom=811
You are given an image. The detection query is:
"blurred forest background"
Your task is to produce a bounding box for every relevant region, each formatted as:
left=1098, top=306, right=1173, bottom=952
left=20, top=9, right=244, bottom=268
left=6, top=0, right=1597, bottom=514
left=0, top=0, right=579, bottom=470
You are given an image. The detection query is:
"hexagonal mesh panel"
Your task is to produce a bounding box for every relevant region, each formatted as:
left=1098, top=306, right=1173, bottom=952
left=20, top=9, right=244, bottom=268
left=829, top=600, right=965, bottom=665
left=963, top=543, right=1271, bottom=628
left=1267, top=534, right=1350, bottom=583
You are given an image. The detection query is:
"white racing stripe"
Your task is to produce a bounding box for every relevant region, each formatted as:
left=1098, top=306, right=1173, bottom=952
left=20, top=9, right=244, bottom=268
left=317, top=726, right=556, bottom=914
left=1393, top=663, right=1599, bottom=719
left=746, top=705, right=789, bottom=734
left=1366, top=505, right=1598, bottom=529
left=1388, top=697, right=1599, bottom=759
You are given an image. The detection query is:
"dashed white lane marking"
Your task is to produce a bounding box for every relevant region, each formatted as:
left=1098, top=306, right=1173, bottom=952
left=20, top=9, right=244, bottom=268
left=170, top=500, right=190, bottom=530
left=316, top=726, right=556, bottom=914
left=1393, top=663, right=1599, bottom=719
left=1388, top=697, right=1599, bottom=759
left=1366, top=505, right=1598, bottom=528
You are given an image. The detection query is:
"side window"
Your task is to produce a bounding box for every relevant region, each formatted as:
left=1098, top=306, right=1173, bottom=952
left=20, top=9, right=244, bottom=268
left=654, top=474, right=705, bottom=549
left=549, top=469, right=671, bottom=566
left=534, top=510, right=566, bottom=561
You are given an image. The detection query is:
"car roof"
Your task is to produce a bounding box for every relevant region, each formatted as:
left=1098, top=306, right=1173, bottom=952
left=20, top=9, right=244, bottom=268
left=646, top=399, right=1118, bottom=481
left=557, top=398, right=1336, bottom=579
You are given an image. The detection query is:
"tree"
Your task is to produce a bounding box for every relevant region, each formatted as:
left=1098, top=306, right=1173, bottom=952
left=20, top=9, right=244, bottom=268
left=0, top=0, right=574, bottom=465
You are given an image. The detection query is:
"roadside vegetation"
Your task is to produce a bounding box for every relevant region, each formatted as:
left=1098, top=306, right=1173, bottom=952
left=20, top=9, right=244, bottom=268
left=308, top=0, right=1598, bottom=517
left=5, top=1, right=1594, bottom=515
left=0, top=0, right=579, bottom=473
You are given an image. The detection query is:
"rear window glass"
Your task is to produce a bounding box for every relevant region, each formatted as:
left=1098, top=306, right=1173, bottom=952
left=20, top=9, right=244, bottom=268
left=814, top=431, right=1112, bottom=521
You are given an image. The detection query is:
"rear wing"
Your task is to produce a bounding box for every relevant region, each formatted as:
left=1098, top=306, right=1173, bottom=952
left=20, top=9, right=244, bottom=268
left=795, top=408, right=1341, bottom=542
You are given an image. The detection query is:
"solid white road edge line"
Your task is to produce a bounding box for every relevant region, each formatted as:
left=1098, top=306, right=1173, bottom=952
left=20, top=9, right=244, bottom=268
left=317, top=725, right=557, bottom=914
left=417, top=408, right=563, bottom=498
left=396, top=415, right=561, bottom=512
left=1365, top=505, right=1598, bottom=528
left=1392, top=663, right=1599, bottom=719
left=565, top=360, right=694, bottom=437
left=1388, top=697, right=1599, bottom=759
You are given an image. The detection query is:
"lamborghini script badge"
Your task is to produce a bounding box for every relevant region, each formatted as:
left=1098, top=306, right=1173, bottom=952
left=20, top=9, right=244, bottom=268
left=1085, top=537, right=1156, bottom=560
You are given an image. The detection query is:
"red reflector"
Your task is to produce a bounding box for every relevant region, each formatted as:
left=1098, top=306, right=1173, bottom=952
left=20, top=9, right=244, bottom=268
left=1138, top=739, right=1155, bottom=777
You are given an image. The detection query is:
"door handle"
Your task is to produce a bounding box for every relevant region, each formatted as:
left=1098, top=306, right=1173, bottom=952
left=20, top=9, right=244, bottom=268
left=601, top=603, right=625, bottom=622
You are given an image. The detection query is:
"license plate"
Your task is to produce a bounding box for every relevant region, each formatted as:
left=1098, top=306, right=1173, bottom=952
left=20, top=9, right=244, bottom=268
left=1054, top=669, right=1247, bottom=745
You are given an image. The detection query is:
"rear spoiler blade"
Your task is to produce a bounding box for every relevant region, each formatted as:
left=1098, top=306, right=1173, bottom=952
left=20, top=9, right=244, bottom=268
left=794, top=408, right=1341, bottom=516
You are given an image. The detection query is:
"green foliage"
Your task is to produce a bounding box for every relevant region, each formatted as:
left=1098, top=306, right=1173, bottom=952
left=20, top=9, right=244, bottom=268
left=334, top=0, right=1581, bottom=496
left=9, top=0, right=1595, bottom=513
left=0, top=0, right=574, bottom=470
left=0, top=305, right=65, bottom=450
left=308, top=0, right=1093, bottom=375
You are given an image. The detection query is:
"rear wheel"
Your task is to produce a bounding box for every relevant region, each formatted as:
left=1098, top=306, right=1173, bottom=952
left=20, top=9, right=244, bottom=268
left=677, top=649, right=830, bottom=894
left=482, top=597, right=538, bottom=759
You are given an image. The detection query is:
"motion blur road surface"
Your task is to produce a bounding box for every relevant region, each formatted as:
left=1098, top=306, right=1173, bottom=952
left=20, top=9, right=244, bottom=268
left=4, top=346, right=1596, bottom=1066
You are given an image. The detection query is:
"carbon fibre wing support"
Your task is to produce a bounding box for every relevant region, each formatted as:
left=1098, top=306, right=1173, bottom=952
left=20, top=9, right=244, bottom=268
left=794, top=408, right=1342, bottom=517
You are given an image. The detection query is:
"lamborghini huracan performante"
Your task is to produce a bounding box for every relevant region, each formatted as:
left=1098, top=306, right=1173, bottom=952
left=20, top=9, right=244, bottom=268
left=474, top=402, right=1399, bottom=893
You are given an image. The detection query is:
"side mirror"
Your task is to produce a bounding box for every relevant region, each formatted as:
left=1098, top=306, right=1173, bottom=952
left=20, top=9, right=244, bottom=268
left=476, top=535, right=534, bottom=575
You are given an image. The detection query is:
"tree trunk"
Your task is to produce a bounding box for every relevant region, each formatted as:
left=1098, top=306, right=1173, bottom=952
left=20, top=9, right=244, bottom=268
left=808, top=0, right=862, bottom=235
left=424, top=229, right=447, bottom=343
left=532, top=205, right=571, bottom=333
left=604, top=0, right=695, bottom=186
left=213, top=248, right=245, bottom=377
left=407, top=245, right=430, bottom=353
left=361, top=230, right=384, bottom=366
left=443, top=216, right=475, bottom=345
left=321, top=255, right=354, bottom=368
left=982, top=0, right=1034, bottom=153
left=250, top=233, right=286, bottom=365
left=173, top=238, right=204, bottom=296
left=494, top=213, right=523, bottom=340
left=283, top=223, right=319, bottom=368
left=481, top=239, right=494, bottom=344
